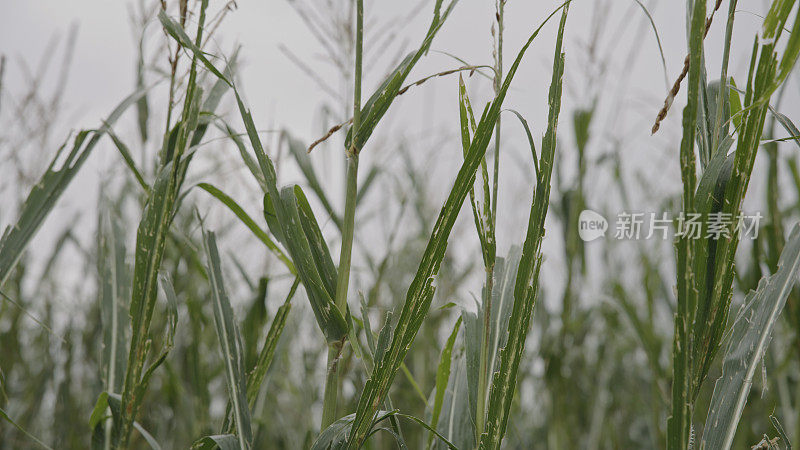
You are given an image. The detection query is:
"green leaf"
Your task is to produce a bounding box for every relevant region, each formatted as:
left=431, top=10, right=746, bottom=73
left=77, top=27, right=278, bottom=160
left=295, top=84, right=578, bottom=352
left=1, top=405, right=52, bottom=449
left=157, top=272, right=179, bottom=353
left=90, top=392, right=160, bottom=450
left=344, top=0, right=459, bottom=152
left=0, top=87, right=145, bottom=286
left=483, top=248, right=521, bottom=394
left=293, top=186, right=338, bottom=298
left=98, top=209, right=130, bottom=396
left=191, top=435, right=242, bottom=450
left=203, top=230, right=253, bottom=449
left=689, top=142, right=736, bottom=393
left=216, top=121, right=267, bottom=191
left=133, top=423, right=163, bottom=450
left=668, top=0, right=707, bottom=446
left=505, top=109, right=539, bottom=178
left=394, top=413, right=458, bottom=450
left=631, top=0, right=669, bottom=87
left=760, top=0, right=800, bottom=101
left=728, top=78, right=742, bottom=130
left=245, top=278, right=297, bottom=408
left=96, top=209, right=131, bottom=450
left=461, top=306, right=480, bottom=426
left=106, top=127, right=150, bottom=192
left=770, top=109, right=800, bottom=151
left=273, top=185, right=348, bottom=343
left=701, top=223, right=800, bottom=450
left=197, top=182, right=294, bottom=274
left=312, top=411, right=396, bottom=450
left=314, top=410, right=456, bottom=450
left=459, top=75, right=489, bottom=262
left=479, top=7, right=568, bottom=449
left=347, top=4, right=569, bottom=447
left=427, top=316, right=462, bottom=449
left=434, top=352, right=473, bottom=450
left=467, top=249, right=522, bottom=436
left=284, top=133, right=341, bottom=230
left=157, top=10, right=231, bottom=87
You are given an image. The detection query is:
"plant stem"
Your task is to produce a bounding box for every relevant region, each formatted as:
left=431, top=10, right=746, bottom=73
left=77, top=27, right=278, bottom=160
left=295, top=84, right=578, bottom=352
left=476, top=0, right=504, bottom=441
left=335, top=153, right=359, bottom=314
left=321, top=339, right=344, bottom=430
left=117, top=3, right=207, bottom=447
left=321, top=0, right=363, bottom=431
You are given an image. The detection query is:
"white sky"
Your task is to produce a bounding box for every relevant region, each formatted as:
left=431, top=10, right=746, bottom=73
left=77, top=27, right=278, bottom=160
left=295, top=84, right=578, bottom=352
left=0, top=0, right=793, bottom=316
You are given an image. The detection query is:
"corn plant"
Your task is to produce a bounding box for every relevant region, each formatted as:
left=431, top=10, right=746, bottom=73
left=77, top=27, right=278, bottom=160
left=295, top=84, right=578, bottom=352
left=665, top=1, right=800, bottom=449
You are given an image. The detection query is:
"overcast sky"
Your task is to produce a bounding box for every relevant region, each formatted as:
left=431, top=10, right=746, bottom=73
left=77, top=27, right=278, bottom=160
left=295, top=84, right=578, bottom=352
left=0, top=0, right=792, bottom=312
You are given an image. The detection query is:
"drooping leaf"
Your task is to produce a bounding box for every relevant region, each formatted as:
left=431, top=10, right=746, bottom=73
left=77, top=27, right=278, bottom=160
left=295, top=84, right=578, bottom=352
left=106, top=128, right=150, bottom=193
left=197, top=182, right=294, bottom=273
left=0, top=88, right=145, bottom=286
left=158, top=10, right=231, bottom=86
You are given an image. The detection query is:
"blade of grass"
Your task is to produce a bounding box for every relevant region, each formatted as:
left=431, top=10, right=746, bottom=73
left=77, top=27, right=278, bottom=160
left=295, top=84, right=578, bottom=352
left=272, top=185, right=347, bottom=343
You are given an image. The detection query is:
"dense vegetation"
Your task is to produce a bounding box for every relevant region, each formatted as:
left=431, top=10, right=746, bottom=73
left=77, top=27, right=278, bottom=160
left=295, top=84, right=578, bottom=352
left=2, top=0, right=800, bottom=448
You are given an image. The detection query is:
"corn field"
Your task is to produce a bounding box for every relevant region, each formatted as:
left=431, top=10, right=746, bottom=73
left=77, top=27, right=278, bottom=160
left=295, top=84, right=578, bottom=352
left=2, top=0, right=800, bottom=448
